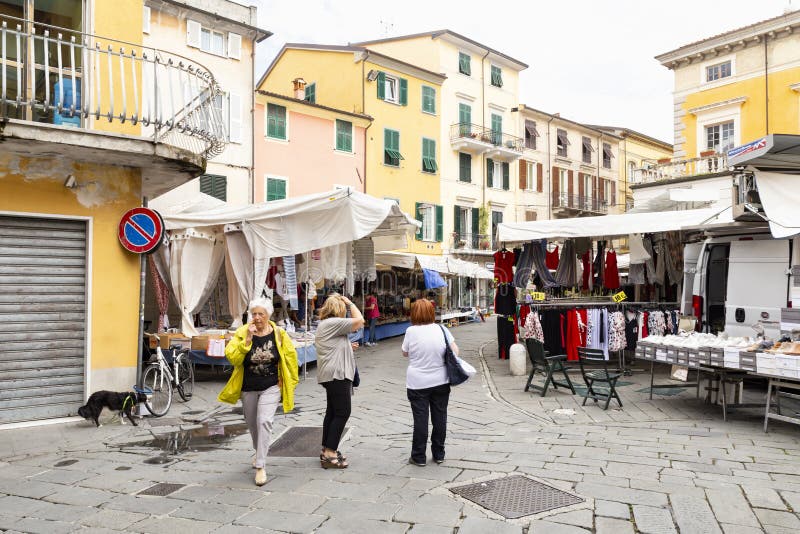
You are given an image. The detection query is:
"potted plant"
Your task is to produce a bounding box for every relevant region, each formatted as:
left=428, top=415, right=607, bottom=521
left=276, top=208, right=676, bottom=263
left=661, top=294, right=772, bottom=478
left=699, top=149, right=716, bottom=158
left=478, top=205, right=490, bottom=249
left=657, top=157, right=671, bottom=164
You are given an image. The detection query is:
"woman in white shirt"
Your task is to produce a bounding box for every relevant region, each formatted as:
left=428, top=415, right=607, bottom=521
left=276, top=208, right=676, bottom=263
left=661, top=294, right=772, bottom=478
left=401, top=299, right=459, bottom=466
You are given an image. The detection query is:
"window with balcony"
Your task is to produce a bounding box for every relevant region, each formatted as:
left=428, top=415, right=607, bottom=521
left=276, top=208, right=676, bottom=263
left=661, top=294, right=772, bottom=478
left=491, top=210, right=503, bottom=246
left=706, top=121, right=735, bottom=153
left=491, top=113, right=502, bottom=145
left=377, top=72, right=407, bottom=105
left=266, top=103, right=287, bottom=140
left=583, top=173, right=592, bottom=201
left=422, top=138, right=437, bottom=173
left=602, top=142, right=613, bottom=169
left=582, top=136, right=593, bottom=164
left=559, top=168, right=568, bottom=193
left=415, top=203, right=443, bottom=242
left=706, top=60, right=732, bottom=83
left=524, top=120, right=538, bottom=149
left=266, top=176, right=287, bottom=201
left=384, top=128, right=403, bottom=166
left=453, top=206, right=472, bottom=246
left=459, top=153, right=472, bottom=182
left=200, top=174, right=227, bottom=201
left=335, top=119, right=353, bottom=152
left=458, top=103, right=472, bottom=135
left=459, top=52, right=471, bottom=76
left=557, top=129, right=569, bottom=157
left=421, top=86, right=436, bottom=114
left=490, top=65, right=503, bottom=87
left=304, top=83, right=316, bottom=103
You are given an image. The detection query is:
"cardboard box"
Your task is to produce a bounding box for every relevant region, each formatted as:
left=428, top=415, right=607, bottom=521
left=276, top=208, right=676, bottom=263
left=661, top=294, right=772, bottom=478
left=191, top=335, right=211, bottom=351
left=160, top=334, right=190, bottom=350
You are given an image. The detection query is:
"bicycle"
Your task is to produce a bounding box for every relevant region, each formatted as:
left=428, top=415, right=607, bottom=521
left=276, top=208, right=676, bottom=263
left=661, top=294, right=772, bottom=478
left=141, top=334, right=195, bottom=417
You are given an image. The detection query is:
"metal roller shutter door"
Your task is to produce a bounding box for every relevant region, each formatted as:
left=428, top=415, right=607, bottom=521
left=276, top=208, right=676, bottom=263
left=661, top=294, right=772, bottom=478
left=0, top=215, right=87, bottom=424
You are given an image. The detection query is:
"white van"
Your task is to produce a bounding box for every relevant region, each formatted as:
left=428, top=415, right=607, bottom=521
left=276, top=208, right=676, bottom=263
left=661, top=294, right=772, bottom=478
left=683, top=234, right=798, bottom=338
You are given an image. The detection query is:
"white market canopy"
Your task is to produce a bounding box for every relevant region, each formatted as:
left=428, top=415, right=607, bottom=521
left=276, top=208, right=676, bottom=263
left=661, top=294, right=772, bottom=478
left=497, top=207, right=731, bottom=243
left=374, top=252, right=493, bottom=280
left=755, top=171, right=800, bottom=239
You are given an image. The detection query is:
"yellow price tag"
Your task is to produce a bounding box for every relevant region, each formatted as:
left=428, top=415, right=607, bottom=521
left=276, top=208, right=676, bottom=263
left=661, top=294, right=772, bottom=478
left=531, top=292, right=546, bottom=301
left=612, top=291, right=628, bottom=303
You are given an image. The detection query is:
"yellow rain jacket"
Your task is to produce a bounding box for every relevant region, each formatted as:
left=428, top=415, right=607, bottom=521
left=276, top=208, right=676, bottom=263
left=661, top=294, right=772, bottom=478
left=217, top=322, right=299, bottom=413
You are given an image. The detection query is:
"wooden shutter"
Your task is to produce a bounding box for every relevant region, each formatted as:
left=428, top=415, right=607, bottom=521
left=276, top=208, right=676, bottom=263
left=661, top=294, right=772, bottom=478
left=415, top=202, right=423, bottom=240
left=502, top=162, right=509, bottom=190
left=459, top=153, right=471, bottom=182
left=537, top=163, right=543, bottom=192
left=578, top=173, right=585, bottom=198
left=186, top=20, right=201, bottom=48
left=376, top=71, right=385, bottom=100
left=143, top=6, right=151, bottom=34
left=486, top=158, right=493, bottom=187
left=228, top=32, right=242, bottom=60
left=435, top=205, right=443, bottom=242
left=519, top=160, right=527, bottom=190
left=611, top=180, right=617, bottom=208
left=454, top=206, right=461, bottom=236
left=552, top=166, right=559, bottom=194
left=399, top=78, right=408, bottom=106
left=567, top=170, right=574, bottom=197
left=598, top=178, right=605, bottom=201
left=471, top=207, right=479, bottom=239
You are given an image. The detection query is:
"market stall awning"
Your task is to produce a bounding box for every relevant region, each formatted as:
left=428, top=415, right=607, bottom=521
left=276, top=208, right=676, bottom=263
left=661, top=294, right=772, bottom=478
left=375, top=252, right=493, bottom=279
left=447, top=257, right=494, bottom=279
left=497, top=207, right=729, bottom=243
left=628, top=188, right=720, bottom=213
left=755, top=171, right=800, bottom=238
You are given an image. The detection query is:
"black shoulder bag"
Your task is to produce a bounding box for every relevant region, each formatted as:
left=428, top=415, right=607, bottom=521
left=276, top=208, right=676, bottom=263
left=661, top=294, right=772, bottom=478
left=439, top=325, right=468, bottom=386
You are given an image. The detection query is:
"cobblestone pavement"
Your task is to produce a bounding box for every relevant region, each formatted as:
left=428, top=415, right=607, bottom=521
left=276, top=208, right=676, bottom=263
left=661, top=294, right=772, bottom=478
left=2, top=318, right=800, bottom=533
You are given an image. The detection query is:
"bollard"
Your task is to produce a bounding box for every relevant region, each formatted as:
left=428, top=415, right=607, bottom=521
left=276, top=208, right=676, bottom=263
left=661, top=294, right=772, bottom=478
left=509, top=343, right=527, bottom=376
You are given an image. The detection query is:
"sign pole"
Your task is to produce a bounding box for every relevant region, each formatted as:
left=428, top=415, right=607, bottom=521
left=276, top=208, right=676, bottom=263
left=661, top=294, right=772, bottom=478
left=136, top=197, right=148, bottom=387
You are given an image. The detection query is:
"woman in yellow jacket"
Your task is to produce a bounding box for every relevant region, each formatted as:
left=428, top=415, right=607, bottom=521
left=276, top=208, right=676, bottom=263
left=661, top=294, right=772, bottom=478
left=218, top=298, right=298, bottom=486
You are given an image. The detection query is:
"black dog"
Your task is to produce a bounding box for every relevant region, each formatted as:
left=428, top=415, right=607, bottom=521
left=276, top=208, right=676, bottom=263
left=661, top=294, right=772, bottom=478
left=78, top=391, right=147, bottom=427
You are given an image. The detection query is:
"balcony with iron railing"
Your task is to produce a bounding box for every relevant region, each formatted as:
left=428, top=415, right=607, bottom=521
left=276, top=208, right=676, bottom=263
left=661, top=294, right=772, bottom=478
left=0, top=15, right=227, bottom=172
left=449, top=123, right=523, bottom=161
left=630, top=152, right=728, bottom=185
left=552, top=193, right=608, bottom=214
left=451, top=232, right=493, bottom=253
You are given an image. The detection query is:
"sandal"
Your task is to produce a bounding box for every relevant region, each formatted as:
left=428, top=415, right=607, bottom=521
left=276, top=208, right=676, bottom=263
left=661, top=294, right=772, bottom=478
left=319, top=449, right=347, bottom=462
left=320, top=454, right=348, bottom=469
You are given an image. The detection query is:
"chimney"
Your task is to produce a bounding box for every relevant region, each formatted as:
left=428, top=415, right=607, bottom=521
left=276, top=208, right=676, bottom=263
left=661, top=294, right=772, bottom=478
left=292, top=78, right=307, bottom=99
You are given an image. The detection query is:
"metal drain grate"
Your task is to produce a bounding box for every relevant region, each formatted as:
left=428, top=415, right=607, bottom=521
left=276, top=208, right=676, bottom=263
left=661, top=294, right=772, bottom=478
left=268, top=426, right=348, bottom=457
left=450, top=475, right=583, bottom=519
left=137, top=483, right=185, bottom=496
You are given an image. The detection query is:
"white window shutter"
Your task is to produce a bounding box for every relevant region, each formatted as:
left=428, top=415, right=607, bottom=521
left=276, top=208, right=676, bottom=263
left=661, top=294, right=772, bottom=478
left=228, top=32, right=242, bottom=60
left=228, top=92, right=242, bottom=143
left=142, top=6, right=151, bottom=34
left=186, top=20, right=201, bottom=48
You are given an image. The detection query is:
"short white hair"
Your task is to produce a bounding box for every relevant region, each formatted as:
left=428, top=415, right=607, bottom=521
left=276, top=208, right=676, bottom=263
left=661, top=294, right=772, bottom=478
left=248, top=297, right=274, bottom=319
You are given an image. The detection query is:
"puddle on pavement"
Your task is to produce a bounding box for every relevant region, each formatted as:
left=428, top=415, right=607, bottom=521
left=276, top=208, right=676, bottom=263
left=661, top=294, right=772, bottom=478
left=115, top=422, right=249, bottom=464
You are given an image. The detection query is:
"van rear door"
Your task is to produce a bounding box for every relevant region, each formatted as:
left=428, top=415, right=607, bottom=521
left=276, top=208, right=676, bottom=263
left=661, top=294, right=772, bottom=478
left=724, top=239, right=790, bottom=338
left=682, top=242, right=702, bottom=316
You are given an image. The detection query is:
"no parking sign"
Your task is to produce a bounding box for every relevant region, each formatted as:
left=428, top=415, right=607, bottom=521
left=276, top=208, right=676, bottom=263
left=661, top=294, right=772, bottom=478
left=118, top=207, right=164, bottom=254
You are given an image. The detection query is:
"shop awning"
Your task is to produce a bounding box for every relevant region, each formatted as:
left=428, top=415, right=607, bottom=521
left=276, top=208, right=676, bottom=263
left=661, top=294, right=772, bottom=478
left=447, top=257, right=494, bottom=279
left=375, top=252, right=493, bottom=279
left=756, top=171, right=800, bottom=238
left=497, top=207, right=729, bottom=243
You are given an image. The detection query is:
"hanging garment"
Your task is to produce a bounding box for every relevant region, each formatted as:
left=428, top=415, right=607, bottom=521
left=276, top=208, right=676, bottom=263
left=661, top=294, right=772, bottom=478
left=582, top=250, right=593, bottom=291
left=541, top=310, right=566, bottom=356
left=604, top=251, right=621, bottom=291
left=665, top=310, right=674, bottom=335
left=628, top=263, right=646, bottom=285
left=628, top=234, right=651, bottom=264
left=586, top=308, right=601, bottom=350
left=643, top=237, right=657, bottom=283
left=608, top=311, right=626, bottom=352
left=574, top=237, right=592, bottom=257
left=665, top=244, right=681, bottom=285
left=149, top=256, right=171, bottom=332
left=494, top=283, right=517, bottom=315
left=513, top=242, right=535, bottom=288
left=353, top=237, right=377, bottom=282
left=423, top=269, right=447, bottom=290
left=555, top=240, right=578, bottom=287
left=497, top=315, right=516, bottom=360
left=546, top=244, right=560, bottom=270
left=625, top=310, right=639, bottom=350
left=641, top=311, right=649, bottom=338
left=593, top=241, right=607, bottom=289
left=599, top=308, right=610, bottom=359
left=321, top=243, right=349, bottom=282
left=576, top=255, right=584, bottom=285
left=282, top=255, right=299, bottom=309
left=518, top=304, right=531, bottom=331
left=523, top=311, right=544, bottom=342
left=654, top=240, right=666, bottom=286
left=565, top=309, right=583, bottom=361
left=648, top=311, right=666, bottom=337
left=493, top=250, right=516, bottom=283
left=531, top=240, right=559, bottom=288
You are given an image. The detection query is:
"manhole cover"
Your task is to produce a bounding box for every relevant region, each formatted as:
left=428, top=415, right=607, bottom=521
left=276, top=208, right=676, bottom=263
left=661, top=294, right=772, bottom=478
left=450, top=475, right=584, bottom=519
left=54, top=459, right=78, bottom=467
left=138, top=483, right=185, bottom=496
left=268, top=426, right=347, bottom=457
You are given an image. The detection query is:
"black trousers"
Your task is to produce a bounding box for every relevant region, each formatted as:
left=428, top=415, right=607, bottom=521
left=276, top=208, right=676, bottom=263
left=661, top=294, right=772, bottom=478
left=407, top=383, right=450, bottom=463
left=321, top=379, right=352, bottom=450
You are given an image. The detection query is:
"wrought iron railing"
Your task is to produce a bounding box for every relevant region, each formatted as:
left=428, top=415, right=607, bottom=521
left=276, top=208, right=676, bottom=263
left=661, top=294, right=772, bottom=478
left=552, top=193, right=608, bottom=213
left=631, top=153, right=728, bottom=185
left=449, top=123, right=524, bottom=153
left=451, top=232, right=491, bottom=251
left=0, top=15, right=226, bottom=158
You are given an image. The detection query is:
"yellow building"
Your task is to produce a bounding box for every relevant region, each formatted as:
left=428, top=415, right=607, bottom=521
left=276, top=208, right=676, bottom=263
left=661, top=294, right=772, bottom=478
left=258, top=45, right=445, bottom=255
left=657, top=10, right=800, bottom=159
left=0, top=1, right=227, bottom=424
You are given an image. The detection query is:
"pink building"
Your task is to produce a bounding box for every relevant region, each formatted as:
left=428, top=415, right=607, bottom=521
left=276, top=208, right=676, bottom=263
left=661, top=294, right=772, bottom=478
left=254, top=89, right=371, bottom=201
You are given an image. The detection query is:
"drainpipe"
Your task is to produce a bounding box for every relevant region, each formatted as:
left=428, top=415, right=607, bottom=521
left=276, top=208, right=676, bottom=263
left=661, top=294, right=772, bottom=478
left=250, top=37, right=256, bottom=203
left=764, top=33, right=770, bottom=136
left=546, top=115, right=555, bottom=219
left=362, top=51, right=370, bottom=194
left=597, top=133, right=603, bottom=212
left=480, top=49, right=490, bottom=210
left=623, top=136, right=628, bottom=212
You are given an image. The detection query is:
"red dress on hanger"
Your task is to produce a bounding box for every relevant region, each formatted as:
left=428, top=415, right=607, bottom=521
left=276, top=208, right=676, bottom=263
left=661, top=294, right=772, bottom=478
left=546, top=245, right=560, bottom=270
left=581, top=250, right=592, bottom=291
left=493, top=250, right=516, bottom=283
left=604, top=250, right=620, bottom=290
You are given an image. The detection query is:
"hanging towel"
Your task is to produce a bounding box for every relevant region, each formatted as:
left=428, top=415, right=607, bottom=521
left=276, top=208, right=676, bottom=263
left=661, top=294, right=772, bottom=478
left=555, top=239, right=577, bottom=287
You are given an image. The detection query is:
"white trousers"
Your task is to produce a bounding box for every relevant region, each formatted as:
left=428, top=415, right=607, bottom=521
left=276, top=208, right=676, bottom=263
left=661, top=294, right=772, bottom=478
left=241, top=385, right=281, bottom=469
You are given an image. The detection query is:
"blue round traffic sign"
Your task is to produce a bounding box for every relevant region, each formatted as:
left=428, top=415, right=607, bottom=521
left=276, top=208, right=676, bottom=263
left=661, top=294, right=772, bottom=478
left=118, top=207, right=164, bottom=254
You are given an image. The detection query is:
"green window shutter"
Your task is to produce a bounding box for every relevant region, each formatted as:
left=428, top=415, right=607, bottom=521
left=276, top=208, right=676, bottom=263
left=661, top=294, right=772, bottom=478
left=459, top=103, right=471, bottom=128
left=486, top=158, right=493, bottom=187
left=435, top=204, right=444, bottom=242
left=376, top=71, right=385, bottom=100
left=199, top=175, right=212, bottom=195
left=422, top=86, right=435, bottom=114
left=502, top=162, right=510, bottom=190
left=266, top=104, right=276, bottom=137
left=459, top=52, right=471, bottom=76
left=267, top=104, right=287, bottom=139
left=399, top=78, right=408, bottom=106
left=384, top=129, right=402, bottom=166
left=304, top=83, right=316, bottom=103
left=454, top=205, right=461, bottom=236
left=415, top=202, right=423, bottom=240
left=459, top=152, right=471, bottom=182
left=336, top=120, right=352, bottom=152
left=422, top=138, right=437, bottom=173
left=267, top=178, right=286, bottom=201
left=491, top=65, right=503, bottom=87
left=491, top=114, right=502, bottom=144
left=200, top=174, right=226, bottom=201
left=471, top=207, right=480, bottom=237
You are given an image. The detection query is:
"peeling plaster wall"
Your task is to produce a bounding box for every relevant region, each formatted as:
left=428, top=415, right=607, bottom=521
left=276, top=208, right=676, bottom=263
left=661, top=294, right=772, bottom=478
left=0, top=154, right=142, bottom=393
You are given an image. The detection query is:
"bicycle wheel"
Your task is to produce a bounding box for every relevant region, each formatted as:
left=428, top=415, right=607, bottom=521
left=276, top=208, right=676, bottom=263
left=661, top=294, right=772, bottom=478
left=142, top=364, right=172, bottom=417
left=176, top=355, right=194, bottom=401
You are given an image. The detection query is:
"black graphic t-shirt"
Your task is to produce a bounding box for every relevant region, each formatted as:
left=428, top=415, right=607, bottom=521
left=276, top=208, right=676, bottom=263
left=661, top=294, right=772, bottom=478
left=241, top=332, right=281, bottom=392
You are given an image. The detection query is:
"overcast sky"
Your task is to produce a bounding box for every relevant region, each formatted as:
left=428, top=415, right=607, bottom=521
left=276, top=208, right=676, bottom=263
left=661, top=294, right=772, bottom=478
left=247, top=0, right=795, bottom=144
